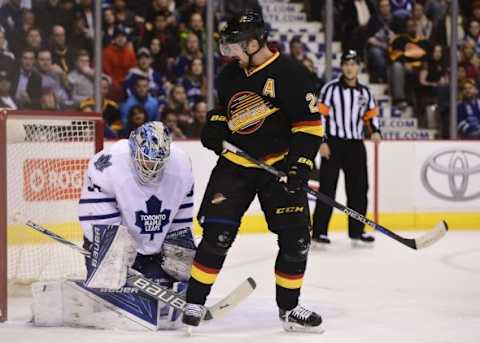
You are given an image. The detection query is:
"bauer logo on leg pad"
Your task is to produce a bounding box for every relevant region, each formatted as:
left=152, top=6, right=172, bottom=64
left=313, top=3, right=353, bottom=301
left=130, top=276, right=187, bottom=311
left=90, top=225, right=118, bottom=268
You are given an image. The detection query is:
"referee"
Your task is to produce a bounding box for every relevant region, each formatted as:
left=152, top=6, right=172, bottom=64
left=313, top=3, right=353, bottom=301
left=312, top=50, right=381, bottom=247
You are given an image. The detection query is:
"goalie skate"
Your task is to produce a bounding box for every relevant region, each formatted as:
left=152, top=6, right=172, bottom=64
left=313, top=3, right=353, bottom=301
left=279, top=305, right=324, bottom=333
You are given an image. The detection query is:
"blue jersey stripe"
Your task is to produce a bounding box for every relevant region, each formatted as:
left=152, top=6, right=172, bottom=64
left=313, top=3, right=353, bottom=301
left=79, top=198, right=116, bottom=204
left=79, top=212, right=121, bottom=221
left=172, top=217, right=193, bottom=224
left=179, top=203, right=194, bottom=209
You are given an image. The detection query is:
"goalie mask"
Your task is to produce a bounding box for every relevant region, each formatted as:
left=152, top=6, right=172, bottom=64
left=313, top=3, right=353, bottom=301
left=128, top=122, right=171, bottom=184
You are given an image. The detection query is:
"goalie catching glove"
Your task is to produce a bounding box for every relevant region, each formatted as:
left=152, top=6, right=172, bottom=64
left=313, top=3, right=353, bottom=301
left=85, top=224, right=137, bottom=289
left=161, top=227, right=196, bottom=281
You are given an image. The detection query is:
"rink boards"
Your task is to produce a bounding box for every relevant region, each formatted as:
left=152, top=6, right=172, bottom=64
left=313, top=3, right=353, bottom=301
left=8, top=140, right=480, bottom=245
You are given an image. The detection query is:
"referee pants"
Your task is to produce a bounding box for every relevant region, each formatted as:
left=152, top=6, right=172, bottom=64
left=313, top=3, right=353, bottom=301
left=312, top=136, right=369, bottom=239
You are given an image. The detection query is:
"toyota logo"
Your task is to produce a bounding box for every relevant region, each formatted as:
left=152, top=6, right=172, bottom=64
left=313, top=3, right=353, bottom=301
left=421, top=149, right=480, bottom=201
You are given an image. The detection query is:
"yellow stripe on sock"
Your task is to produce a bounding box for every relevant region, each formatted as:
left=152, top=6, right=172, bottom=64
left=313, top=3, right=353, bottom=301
left=190, top=263, right=219, bottom=285
left=275, top=272, right=304, bottom=289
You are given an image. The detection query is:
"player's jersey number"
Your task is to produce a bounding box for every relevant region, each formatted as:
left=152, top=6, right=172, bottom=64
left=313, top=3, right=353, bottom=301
left=305, top=93, right=319, bottom=114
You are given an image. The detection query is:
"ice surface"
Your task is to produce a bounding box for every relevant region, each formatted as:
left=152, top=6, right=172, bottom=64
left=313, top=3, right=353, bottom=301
left=2, top=230, right=480, bottom=343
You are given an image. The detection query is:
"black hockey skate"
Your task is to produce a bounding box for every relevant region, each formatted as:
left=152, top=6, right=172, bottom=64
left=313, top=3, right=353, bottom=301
left=182, top=303, right=206, bottom=328
left=279, top=305, right=323, bottom=333
left=351, top=233, right=375, bottom=247
left=311, top=235, right=331, bottom=249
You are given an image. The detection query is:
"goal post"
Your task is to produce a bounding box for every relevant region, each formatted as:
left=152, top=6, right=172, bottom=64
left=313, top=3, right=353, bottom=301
left=0, top=109, right=104, bottom=322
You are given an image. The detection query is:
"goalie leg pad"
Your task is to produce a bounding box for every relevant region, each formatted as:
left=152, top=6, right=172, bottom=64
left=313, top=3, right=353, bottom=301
left=32, top=279, right=186, bottom=331
left=32, top=279, right=158, bottom=330
left=31, top=280, right=64, bottom=327
left=85, top=224, right=137, bottom=290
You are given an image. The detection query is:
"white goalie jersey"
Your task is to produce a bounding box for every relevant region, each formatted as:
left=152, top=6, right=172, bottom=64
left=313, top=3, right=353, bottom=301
left=78, top=140, right=194, bottom=255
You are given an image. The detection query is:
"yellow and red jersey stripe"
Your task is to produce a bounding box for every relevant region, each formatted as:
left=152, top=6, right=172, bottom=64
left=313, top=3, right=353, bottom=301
left=291, top=120, right=324, bottom=137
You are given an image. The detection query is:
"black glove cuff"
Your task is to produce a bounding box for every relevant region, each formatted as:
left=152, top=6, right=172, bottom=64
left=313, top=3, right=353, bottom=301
left=289, top=163, right=310, bottom=179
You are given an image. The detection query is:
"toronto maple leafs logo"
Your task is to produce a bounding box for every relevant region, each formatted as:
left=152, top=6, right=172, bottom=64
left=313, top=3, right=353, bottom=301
left=135, top=196, right=171, bottom=240
left=94, top=154, right=112, bottom=172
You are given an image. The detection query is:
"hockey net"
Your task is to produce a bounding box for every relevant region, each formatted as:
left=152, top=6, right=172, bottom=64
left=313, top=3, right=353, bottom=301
left=0, top=110, right=103, bottom=321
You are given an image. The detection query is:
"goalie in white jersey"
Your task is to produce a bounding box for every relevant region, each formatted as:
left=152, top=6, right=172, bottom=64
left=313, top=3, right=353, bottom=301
left=32, top=122, right=196, bottom=331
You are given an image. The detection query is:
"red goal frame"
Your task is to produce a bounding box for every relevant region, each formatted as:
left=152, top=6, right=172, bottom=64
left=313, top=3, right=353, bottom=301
left=0, top=110, right=104, bottom=322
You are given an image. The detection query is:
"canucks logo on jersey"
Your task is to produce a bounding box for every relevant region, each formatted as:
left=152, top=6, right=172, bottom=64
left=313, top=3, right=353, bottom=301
left=135, top=196, right=171, bottom=240
left=227, top=91, right=279, bottom=134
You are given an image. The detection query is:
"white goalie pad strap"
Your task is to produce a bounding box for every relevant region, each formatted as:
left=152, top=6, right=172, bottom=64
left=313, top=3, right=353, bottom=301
left=86, top=224, right=137, bottom=289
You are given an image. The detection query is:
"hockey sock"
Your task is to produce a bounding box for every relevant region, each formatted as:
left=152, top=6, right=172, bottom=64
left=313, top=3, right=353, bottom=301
left=274, top=253, right=306, bottom=310
left=186, top=240, right=227, bottom=305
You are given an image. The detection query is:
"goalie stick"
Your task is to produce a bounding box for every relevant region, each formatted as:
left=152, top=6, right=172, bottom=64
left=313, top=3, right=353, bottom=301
left=222, top=141, right=448, bottom=250
left=23, top=220, right=256, bottom=321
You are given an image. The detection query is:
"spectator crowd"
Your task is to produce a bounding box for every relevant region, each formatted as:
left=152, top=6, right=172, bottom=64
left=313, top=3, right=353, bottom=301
left=0, top=0, right=215, bottom=139
left=327, top=0, right=480, bottom=138
left=1, top=0, right=479, bottom=139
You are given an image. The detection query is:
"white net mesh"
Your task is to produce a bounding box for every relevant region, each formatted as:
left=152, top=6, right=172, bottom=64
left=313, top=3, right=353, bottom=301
left=6, top=117, right=99, bottom=289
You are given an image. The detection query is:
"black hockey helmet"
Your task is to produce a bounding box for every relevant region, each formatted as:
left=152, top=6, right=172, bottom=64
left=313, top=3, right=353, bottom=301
left=220, top=10, right=268, bottom=46
left=341, top=50, right=359, bottom=65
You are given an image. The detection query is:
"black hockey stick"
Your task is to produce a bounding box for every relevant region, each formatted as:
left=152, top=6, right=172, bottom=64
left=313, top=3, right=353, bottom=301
left=222, top=141, right=448, bottom=250
left=23, top=220, right=255, bottom=320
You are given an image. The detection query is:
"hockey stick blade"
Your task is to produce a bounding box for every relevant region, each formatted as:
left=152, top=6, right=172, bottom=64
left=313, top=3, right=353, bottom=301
left=130, top=274, right=256, bottom=321
left=413, top=220, right=448, bottom=249
left=106, top=273, right=255, bottom=322
left=222, top=141, right=448, bottom=250
left=203, top=277, right=256, bottom=320
left=23, top=220, right=255, bottom=320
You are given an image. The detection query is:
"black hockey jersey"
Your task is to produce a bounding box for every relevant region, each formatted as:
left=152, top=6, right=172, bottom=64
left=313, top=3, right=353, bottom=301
left=203, top=51, right=324, bottom=170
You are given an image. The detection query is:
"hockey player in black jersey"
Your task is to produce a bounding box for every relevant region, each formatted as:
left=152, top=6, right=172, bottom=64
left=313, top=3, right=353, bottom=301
left=182, top=10, right=324, bottom=332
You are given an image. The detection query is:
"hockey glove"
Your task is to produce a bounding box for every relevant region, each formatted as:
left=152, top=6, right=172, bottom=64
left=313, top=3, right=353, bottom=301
left=282, top=164, right=310, bottom=194
left=201, top=110, right=230, bottom=155
left=161, top=228, right=196, bottom=282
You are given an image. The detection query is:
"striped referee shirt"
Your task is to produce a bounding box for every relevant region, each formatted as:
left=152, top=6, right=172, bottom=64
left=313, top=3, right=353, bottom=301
left=318, top=77, right=380, bottom=140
